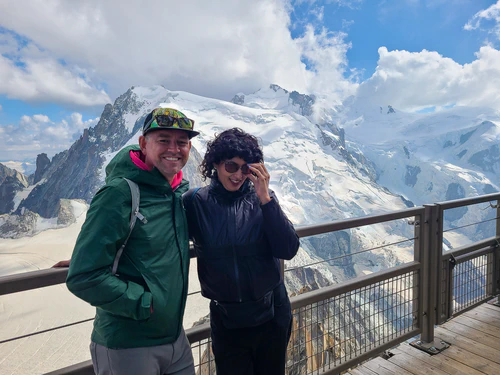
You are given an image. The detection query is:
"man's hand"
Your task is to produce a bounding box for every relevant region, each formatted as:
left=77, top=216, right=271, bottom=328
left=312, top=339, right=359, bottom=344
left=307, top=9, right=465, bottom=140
left=52, top=259, right=71, bottom=268
left=247, top=162, right=271, bottom=205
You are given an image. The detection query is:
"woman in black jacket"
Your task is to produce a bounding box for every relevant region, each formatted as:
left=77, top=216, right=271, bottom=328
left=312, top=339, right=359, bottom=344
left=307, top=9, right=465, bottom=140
left=184, top=128, right=300, bottom=375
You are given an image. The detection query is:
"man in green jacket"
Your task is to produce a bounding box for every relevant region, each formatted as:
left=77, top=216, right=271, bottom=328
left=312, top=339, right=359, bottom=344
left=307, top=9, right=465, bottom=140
left=66, top=108, right=199, bottom=375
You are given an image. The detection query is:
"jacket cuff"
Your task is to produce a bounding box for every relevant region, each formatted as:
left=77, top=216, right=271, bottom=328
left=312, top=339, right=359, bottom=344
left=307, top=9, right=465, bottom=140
left=96, top=282, right=152, bottom=321
left=260, top=196, right=276, bottom=209
left=139, top=292, right=153, bottom=320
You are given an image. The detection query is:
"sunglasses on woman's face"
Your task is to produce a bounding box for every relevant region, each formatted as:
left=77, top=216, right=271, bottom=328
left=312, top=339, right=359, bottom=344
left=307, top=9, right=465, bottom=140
left=224, top=161, right=251, bottom=174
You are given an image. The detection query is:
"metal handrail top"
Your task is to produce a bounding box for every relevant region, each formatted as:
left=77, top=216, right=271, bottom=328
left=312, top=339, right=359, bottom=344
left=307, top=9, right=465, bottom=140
left=0, top=206, right=425, bottom=296
left=435, top=192, right=500, bottom=210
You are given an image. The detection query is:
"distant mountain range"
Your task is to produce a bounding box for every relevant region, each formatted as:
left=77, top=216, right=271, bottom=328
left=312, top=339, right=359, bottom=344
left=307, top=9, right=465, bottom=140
left=1, top=84, right=499, bottom=282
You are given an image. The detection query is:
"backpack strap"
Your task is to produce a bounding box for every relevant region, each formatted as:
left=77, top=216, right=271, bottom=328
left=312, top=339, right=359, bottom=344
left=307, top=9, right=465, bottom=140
left=111, top=178, right=147, bottom=276
left=182, top=187, right=200, bottom=212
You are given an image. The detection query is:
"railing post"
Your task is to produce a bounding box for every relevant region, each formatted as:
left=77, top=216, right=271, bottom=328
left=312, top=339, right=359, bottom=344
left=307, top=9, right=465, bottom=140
left=422, top=204, right=437, bottom=343
left=411, top=204, right=449, bottom=354
left=486, top=199, right=500, bottom=305
left=413, top=209, right=423, bottom=336
left=434, top=204, right=449, bottom=324
left=486, top=199, right=498, bottom=297
left=495, top=200, right=500, bottom=295
left=497, top=199, right=500, bottom=239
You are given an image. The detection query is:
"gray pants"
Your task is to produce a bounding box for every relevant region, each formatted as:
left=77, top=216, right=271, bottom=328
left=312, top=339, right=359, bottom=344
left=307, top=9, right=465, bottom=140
left=90, top=329, right=195, bottom=375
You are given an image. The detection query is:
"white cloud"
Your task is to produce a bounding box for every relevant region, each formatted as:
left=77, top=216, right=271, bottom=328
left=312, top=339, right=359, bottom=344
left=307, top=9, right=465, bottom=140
left=0, top=104, right=2, bottom=111
left=0, top=113, right=99, bottom=161
left=292, top=0, right=362, bottom=7
left=464, top=0, right=500, bottom=40
left=356, top=46, right=500, bottom=112
left=0, top=0, right=361, bottom=161
left=32, top=114, right=50, bottom=123
left=2, top=0, right=498, bottom=120
left=310, top=5, right=325, bottom=22
left=296, top=25, right=358, bottom=102
left=0, top=0, right=356, bottom=105
left=0, top=33, right=111, bottom=107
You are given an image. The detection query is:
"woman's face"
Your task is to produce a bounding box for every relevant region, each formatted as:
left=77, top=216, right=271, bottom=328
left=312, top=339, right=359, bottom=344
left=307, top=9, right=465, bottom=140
left=214, top=156, right=250, bottom=192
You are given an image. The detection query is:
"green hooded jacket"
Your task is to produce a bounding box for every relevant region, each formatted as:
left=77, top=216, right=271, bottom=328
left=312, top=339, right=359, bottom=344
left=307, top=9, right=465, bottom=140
left=66, top=145, right=190, bottom=349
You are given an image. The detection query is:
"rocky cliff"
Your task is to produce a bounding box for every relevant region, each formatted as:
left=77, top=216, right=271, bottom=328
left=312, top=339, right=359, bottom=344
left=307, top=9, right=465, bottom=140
left=0, top=162, right=29, bottom=214
left=15, top=88, right=206, bottom=219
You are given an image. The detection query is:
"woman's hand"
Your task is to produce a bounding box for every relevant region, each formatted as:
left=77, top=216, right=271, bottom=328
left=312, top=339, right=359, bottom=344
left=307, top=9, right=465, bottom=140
left=247, top=162, right=272, bottom=205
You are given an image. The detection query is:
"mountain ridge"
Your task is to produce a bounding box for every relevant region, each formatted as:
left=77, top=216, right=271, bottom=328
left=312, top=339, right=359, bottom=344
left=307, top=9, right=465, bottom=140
left=2, top=83, right=498, bottom=264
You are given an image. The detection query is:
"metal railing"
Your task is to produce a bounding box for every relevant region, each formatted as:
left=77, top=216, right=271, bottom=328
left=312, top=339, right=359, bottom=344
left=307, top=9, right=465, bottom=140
left=0, top=193, right=499, bottom=375
left=435, top=194, right=500, bottom=325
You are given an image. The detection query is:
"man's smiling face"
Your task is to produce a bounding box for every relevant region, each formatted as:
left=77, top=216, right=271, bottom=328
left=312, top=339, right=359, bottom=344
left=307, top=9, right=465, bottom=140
left=139, top=129, right=191, bottom=182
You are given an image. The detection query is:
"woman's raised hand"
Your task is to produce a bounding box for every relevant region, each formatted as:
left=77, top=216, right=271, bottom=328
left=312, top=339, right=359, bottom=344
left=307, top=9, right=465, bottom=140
left=247, top=162, right=271, bottom=205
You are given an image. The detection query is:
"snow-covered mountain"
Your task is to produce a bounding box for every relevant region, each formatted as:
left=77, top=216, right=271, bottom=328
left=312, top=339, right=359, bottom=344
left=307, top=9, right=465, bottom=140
left=335, top=97, right=500, bottom=245
left=2, top=84, right=499, bottom=279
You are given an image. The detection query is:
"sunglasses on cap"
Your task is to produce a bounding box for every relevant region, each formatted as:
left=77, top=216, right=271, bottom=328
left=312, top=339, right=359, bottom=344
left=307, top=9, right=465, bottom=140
left=224, top=161, right=251, bottom=174
left=143, top=108, right=199, bottom=138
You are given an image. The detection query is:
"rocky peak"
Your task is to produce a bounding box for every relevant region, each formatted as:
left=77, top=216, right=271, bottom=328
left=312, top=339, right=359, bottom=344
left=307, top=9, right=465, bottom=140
left=57, top=199, right=87, bottom=226
left=0, top=162, right=29, bottom=214
left=33, top=153, right=51, bottom=184
left=15, top=93, right=144, bottom=217
left=0, top=209, right=39, bottom=238
left=269, top=83, right=289, bottom=93
left=230, top=93, right=245, bottom=105
left=317, top=124, right=377, bottom=182
left=0, top=162, right=27, bottom=184
left=289, top=90, right=315, bottom=116
left=15, top=88, right=206, bottom=218
left=320, top=123, right=345, bottom=149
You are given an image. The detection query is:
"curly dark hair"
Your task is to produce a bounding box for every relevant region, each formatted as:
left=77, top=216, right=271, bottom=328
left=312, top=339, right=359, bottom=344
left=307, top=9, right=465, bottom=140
left=200, top=128, right=263, bottom=180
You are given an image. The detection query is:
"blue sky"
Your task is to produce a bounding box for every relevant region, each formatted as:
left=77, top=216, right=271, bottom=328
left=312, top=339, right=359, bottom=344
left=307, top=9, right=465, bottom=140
left=290, top=0, right=495, bottom=76
left=1, top=0, right=500, bottom=162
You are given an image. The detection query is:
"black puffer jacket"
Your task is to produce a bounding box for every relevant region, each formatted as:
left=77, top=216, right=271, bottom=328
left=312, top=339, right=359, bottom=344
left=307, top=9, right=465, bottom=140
left=185, top=178, right=299, bottom=303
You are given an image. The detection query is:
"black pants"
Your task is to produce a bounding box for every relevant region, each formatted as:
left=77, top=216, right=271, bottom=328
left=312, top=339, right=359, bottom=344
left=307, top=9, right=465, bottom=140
left=210, top=283, right=293, bottom=375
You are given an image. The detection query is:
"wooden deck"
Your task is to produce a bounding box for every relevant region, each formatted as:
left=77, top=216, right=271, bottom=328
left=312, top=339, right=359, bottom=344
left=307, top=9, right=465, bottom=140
left=347, top=299, right=500, bottom=375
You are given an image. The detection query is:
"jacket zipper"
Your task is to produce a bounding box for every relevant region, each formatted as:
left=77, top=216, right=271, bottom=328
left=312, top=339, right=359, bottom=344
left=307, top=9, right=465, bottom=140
left=232, top=203, right=242, bottom=302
